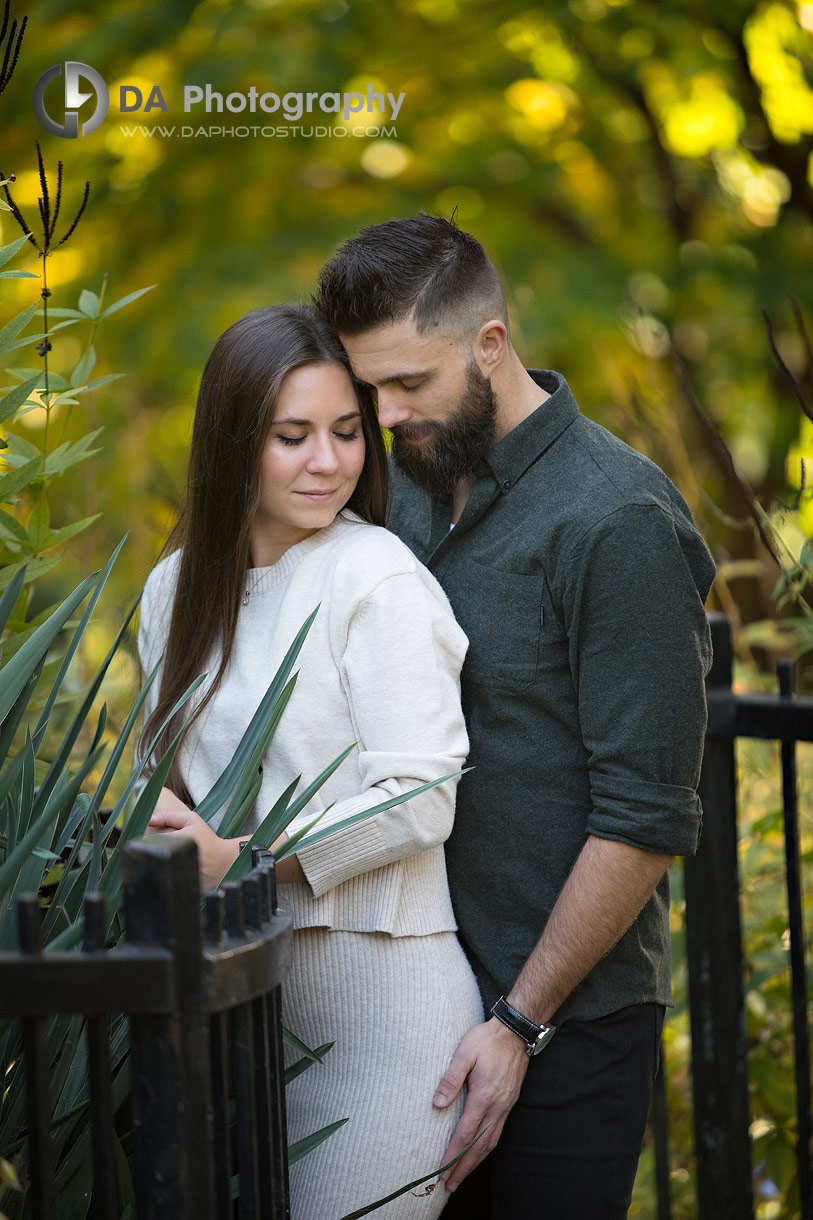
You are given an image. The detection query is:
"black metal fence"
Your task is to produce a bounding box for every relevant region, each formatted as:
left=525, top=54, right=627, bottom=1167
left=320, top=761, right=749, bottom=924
left=0, top=835, right=293, bottom=1220
left=652, top=610, right=813, bottom=1220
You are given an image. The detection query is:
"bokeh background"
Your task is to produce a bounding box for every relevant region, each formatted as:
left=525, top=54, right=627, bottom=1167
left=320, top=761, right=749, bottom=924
left=1, top=2, right=811, bottom=1216
left=2, top=0, right=812, bottom=633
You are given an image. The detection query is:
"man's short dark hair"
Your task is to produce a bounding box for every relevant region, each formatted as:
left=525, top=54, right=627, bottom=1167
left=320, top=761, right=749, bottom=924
left=315, top=212, right=509, bottom=344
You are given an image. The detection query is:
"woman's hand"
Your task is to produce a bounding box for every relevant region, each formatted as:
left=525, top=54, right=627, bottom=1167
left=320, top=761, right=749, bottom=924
left=148, top=787, right=306, bottom=888
left=148, top=788, right=238, bottom=892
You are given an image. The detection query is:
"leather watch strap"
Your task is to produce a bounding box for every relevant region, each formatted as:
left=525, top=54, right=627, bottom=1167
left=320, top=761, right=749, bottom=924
left=490, top=995, right=557, bottom=1056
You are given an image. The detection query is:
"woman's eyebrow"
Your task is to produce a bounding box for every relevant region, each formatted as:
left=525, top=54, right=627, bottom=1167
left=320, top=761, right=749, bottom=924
left=272, top=410, right=362, bottom=426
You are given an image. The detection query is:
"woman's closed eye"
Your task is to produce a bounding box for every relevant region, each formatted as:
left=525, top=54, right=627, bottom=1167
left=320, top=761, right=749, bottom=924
left=277, top=429, right=360, bottom=446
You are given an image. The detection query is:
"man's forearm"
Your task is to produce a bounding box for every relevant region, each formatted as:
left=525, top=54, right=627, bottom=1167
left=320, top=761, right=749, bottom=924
left=508, top=835, right=673, bottom=1026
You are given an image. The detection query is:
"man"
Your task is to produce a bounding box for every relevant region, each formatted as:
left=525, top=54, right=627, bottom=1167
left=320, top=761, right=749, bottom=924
left=315, top=214, right=715, bottom=1219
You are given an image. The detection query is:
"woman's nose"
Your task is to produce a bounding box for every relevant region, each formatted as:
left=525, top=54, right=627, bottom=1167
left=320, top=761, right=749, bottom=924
left=306, top=433, right=340, bottom=471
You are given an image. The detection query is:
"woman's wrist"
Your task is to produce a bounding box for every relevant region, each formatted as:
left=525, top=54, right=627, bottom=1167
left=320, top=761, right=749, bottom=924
left=209, top=837, right=242, bottom=886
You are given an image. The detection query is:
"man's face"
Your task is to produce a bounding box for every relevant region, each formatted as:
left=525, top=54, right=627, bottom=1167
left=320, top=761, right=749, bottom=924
left=341, top=318, right=497, bottom=497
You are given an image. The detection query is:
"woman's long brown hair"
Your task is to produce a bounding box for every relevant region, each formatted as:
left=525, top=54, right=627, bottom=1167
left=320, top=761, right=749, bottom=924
left=134, top=304, right=389, bottom=805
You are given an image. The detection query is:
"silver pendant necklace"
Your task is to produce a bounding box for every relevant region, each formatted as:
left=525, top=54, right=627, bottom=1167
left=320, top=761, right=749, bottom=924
left=242, top=570, right=262, bottom=605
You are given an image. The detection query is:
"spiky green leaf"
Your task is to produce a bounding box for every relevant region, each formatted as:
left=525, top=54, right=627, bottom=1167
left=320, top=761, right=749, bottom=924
left=288, top=1119, right=349, bottom=1166
left=0, top=234, right=33, bottom=268
left=0, top=374, right=42, bottom=426
left=98, top=284, right=156, bottom=319
left=78, top=289, right=100, bottom=318
left=0, top=303, right=38, bottom=354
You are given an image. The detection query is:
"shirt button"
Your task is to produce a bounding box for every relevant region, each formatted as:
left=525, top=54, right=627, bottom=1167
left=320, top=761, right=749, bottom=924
left=502, top=480, right=511, bottom=490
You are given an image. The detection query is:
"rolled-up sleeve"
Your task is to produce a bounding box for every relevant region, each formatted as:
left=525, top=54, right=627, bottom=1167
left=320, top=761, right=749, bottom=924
left=561, top=502, right=714, bottom=856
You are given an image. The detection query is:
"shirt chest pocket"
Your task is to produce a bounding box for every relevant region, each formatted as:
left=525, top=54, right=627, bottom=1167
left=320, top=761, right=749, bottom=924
left=453, top=559, right=561, bottom=693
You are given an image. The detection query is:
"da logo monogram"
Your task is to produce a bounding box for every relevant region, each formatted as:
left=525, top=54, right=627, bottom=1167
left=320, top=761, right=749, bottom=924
left=33, top=62, right=109, bottom=138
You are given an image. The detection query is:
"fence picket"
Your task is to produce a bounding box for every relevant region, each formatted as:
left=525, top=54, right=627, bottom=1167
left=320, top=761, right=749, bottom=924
left=0, top=834, right=292, bottom=1219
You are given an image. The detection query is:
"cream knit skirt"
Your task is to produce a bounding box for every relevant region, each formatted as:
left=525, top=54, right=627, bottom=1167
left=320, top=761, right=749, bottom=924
left=281, top=927, right=484, bottom=1220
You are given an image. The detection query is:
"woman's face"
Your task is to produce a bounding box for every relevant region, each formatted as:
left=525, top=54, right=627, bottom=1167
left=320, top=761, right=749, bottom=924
left=252, top=362, right=366, bottom=561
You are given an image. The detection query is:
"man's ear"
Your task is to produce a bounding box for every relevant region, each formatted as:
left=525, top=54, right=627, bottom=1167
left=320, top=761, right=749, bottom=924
left=472, top=319, right=508, bottom=374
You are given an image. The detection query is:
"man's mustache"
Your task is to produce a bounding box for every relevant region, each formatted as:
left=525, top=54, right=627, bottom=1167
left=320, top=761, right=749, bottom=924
left=392, top=421, right=443, bottom=440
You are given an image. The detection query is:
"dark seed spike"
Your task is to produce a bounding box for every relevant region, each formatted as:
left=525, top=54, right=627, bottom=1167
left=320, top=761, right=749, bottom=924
left=7, top=15, right=26, bottom=86
left=36, top=141, right=50, bottom=236
left=0, top=0, right=10, bottom=48
left=0, top=18, right=14, bottom=87
left=56, top=180, right=90, bottom=247
left=1, top=182, right=37, bottom=248
left=48, top=160, right=63, bottom=242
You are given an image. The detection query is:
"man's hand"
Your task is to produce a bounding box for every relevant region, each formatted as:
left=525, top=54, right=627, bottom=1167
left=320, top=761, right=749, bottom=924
left=431, top=838, right=673, bottom=1193
left=433, top=1017, right=530, bottom=1193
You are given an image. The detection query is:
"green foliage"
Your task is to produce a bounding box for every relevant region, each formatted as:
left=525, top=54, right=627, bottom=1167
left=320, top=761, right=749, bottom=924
left=0, top=204, right=157, bottom=808
left=0, top=126, right=154, bottom=701
left=0, top=0, right=809, bottom=645
left=0, top=545, right=279, bottom=1215
left=0, top=236, right=155, bottom=614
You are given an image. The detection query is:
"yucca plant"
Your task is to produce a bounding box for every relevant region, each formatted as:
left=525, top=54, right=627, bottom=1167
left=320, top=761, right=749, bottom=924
left=0, top=538, right=467, bottom=1218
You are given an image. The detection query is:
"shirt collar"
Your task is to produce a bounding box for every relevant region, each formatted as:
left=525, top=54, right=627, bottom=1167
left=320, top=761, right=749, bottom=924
left=484, top=369, right=580, bottom=489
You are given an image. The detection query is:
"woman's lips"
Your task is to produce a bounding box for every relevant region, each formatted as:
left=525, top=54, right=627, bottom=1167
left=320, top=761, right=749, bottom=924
left=297, top=489, right=337, bottom=501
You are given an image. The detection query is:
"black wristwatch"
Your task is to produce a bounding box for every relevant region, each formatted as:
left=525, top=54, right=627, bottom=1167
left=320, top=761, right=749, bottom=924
left=490, top=995, right=557, bottom=1057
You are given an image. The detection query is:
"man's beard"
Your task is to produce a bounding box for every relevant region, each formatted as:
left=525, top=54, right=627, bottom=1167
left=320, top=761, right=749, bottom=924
left=390, top=360, right=497, bottom=498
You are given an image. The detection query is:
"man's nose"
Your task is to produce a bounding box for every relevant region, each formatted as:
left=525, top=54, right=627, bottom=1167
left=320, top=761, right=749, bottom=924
left=375, top=389, right=411, bottom=430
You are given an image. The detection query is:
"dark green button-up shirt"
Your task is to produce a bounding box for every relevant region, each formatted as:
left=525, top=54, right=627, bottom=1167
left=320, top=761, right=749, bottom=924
left=387, top=369, right=716, bottom=1021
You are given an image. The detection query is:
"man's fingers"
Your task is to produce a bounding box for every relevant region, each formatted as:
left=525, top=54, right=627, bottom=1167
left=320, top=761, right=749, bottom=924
left=434, top=1034, right=479, bottom=1108
left=444, top=1112, right=506, bottom=1192
left=433, top=1065, right=466, bottom=1109
left=437, top=1090, right=488, bottom=1176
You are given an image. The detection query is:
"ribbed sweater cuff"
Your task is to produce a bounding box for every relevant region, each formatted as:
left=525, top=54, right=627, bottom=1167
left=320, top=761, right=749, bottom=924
left=296, top=797, right=393, bottom=898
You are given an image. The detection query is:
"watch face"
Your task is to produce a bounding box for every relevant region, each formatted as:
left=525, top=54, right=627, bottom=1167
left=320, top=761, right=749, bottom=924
left=532, top=1026, right=556, bottom=1054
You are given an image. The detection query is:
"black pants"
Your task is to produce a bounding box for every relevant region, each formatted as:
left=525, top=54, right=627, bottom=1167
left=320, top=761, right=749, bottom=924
left=440, top=1002, right=665, bottom=1220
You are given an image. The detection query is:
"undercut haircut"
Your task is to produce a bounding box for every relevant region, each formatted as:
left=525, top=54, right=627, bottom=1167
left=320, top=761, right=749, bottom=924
left=315, top=212, right=509, bottom=346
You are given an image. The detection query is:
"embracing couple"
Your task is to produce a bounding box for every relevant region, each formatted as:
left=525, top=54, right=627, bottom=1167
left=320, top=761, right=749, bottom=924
left=136, top=214, right=715, bottom=1220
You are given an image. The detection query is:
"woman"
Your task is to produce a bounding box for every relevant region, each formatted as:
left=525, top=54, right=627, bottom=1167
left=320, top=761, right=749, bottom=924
left=134, top=305, right=483, bottom=1219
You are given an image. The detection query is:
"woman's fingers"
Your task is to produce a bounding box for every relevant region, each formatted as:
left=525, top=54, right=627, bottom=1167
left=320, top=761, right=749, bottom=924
left=148, top=807, right=198, bottom=830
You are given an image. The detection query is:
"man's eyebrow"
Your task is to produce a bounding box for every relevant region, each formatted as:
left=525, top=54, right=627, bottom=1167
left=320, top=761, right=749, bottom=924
left=272, top=410, right=362, bottom=426
left=371, top=370, right=433, bottom=387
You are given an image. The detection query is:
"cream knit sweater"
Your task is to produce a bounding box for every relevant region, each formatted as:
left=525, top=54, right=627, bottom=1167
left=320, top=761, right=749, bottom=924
left=136, top=510, right=470, bottom=937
